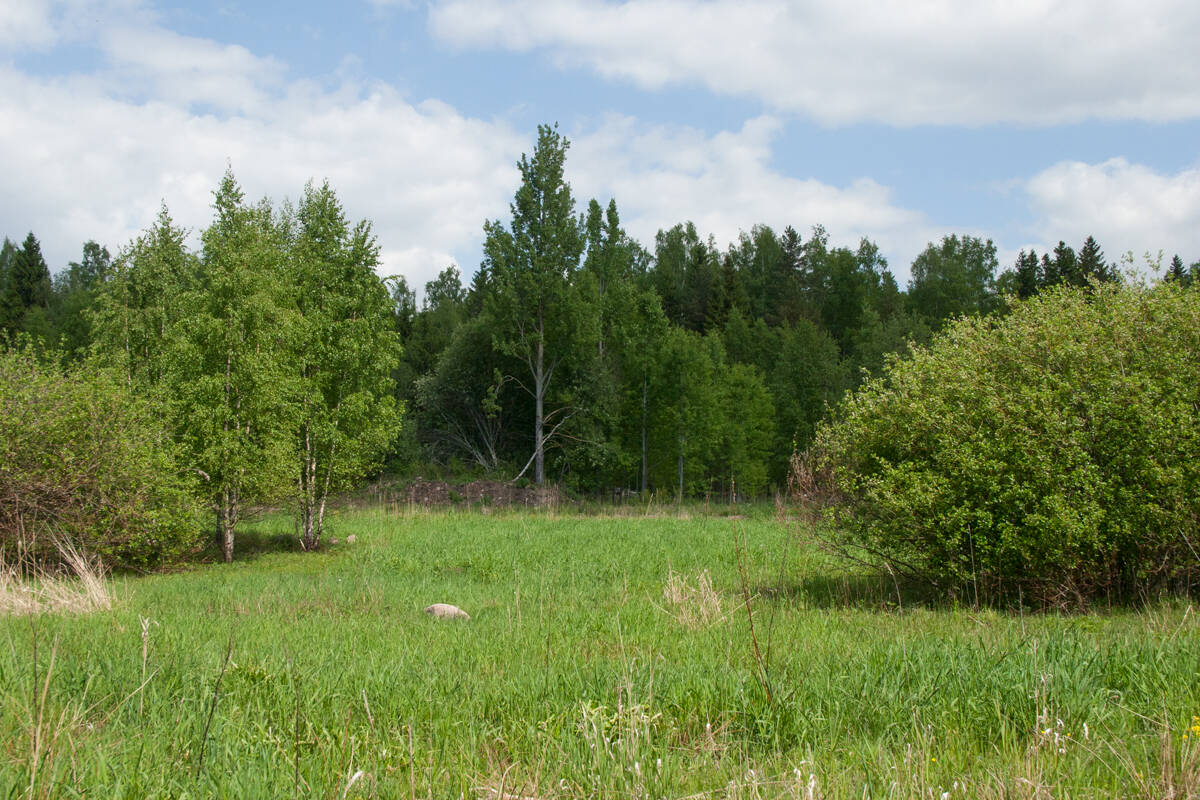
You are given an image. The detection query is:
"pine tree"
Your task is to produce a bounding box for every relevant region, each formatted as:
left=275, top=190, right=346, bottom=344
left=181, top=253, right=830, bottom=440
left=1040, top=253, right=1057, bottom=288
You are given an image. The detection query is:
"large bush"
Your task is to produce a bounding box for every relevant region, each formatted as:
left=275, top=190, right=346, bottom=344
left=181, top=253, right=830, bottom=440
left=0, top=345, right=202, bottom=569
left=810, top=283, right=1200, bottom=605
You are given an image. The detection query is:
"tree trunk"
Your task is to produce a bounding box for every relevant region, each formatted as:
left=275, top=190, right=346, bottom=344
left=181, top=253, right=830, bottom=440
left=677, top=431, right=685, bottom=501
left=640, top=374, right=648, bottom=493
left=534, top=336, right=545, bottom=485
left=219, top=486, right=237, bottom=563
left=299, top=423, right=319, bottom=551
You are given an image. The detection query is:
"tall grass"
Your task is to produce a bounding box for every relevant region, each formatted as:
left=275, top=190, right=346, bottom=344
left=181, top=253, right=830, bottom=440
left=0, top=508, right=1197, bottom=797
left=0, top=539, right=113, bottom=616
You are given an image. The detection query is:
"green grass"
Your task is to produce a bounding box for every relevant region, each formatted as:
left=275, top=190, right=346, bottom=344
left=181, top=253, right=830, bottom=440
left=2, top=508, right=1198, bottom=798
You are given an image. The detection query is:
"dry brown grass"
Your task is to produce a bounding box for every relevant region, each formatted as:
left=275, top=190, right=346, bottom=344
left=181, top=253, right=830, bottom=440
left=661, top=568, right=727, bottom=629
left=0, top=540, right=113, bottom=616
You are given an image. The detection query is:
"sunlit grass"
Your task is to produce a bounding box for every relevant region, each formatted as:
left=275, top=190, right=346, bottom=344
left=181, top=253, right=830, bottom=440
left=1, top=507, right=1197, bottom=797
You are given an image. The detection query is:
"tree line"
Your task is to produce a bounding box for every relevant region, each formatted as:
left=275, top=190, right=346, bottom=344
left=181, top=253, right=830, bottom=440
left=3, top=174, right=399, bottom=562
left=4, top=124, right=1199, bottom=555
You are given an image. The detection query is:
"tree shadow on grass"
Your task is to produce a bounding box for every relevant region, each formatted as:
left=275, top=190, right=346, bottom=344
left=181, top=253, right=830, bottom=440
left=196, top=524, right=304, bottom=564
left=756, top=573, right=936, bottom=610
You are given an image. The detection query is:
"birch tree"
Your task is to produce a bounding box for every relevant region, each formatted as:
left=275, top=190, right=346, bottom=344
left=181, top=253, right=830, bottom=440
left=175, top=171, right=298, bottom=563
left=289, top=181, right=400, bottom=550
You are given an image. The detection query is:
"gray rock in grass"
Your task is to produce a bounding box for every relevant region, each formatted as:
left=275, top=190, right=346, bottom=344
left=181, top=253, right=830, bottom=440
left=424, top=603, right=470, bottom=621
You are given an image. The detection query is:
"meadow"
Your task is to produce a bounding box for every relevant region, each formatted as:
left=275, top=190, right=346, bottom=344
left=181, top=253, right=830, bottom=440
left=2, top=506, right=1198, bottom=799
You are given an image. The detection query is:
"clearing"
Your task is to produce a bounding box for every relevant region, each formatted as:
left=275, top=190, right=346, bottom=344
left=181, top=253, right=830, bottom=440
left=2, top=508, right=1198, bottom=798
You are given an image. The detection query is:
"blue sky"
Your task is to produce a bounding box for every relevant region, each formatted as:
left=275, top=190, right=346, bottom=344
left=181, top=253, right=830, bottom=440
left=3, top=0, right=1199, bottom=292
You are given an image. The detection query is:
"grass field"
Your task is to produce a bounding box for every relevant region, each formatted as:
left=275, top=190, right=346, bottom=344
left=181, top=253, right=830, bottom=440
left=2, top=507, right=1198, bottom=798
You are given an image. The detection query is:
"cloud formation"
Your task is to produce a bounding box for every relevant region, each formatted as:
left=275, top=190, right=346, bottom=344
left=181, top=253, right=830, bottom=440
left=568, top=115, right=936, bottom=275
left=1025, top=157, right=1200, bottom=265
left=0, top=12, right=528, bottom=290
left=429, top=0, right=1200, bottom=126
left=0, top=12, right=933, bottom=288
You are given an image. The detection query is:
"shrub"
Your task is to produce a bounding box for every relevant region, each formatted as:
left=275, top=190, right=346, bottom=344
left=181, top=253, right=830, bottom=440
left=809, top=283, right=1200, bottom=606
left=0, top=344, right=203, bottom=569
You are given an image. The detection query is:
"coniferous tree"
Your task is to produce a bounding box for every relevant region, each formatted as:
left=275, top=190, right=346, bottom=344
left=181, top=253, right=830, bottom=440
left=1166, top=254, right=1188, bottom=284
left=51, top=240, right=110, bottom=357
left=774, top=225, right=806, bottom=326
left=0, top=237, right=16, bottom=304
left=1052, top=241, right=1080, bottom=287
left=0, top=233, right=51, bottom=338
left=1077, top=236, right=1109, bottom=284
left=1040, top=252, right=1057, bottom=288
left=1014, top=249, right=1041, bottom=299
left=389, top=276, right=417, bottom=340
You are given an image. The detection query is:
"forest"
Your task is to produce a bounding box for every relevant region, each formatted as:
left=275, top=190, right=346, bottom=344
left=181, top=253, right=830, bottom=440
left=2, top=125, right=1198, bottom=564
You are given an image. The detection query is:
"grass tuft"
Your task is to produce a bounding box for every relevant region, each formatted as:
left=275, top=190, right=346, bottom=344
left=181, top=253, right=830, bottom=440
left=0, top=540, right=113, bottom=616
left=661, top=567, right=727, bottom=628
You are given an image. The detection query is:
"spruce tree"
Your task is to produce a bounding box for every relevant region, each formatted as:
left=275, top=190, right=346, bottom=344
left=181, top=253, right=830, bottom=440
left=1078, top=236, right=1109, bottom=284
left=1015, top=249, right=1041, bottom=299
left=0, top=233, right=51, bottom=336
left=1166, top=254, right=1187, bottom=284
left=1053, top=241, right=1081, bottom=287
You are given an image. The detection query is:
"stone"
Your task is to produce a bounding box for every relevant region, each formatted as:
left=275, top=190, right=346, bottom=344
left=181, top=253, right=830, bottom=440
left=424, top=603, right=470, bottom=621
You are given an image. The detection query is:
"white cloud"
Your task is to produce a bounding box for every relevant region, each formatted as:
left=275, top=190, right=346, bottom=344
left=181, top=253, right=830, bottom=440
left=0, top=0, right=150, bottom=52
left=0, top=56, right=526, bottom=293
left=97, top=25, right=288, bottom=113
left=0, top=0, right=57, bottom=49
left=568, top=114, right=937, bottom=278
left=0, top=10, right=938, bottom=290
left=428, top=0, right=1200, bottom=126
left=1025, top=157, right=1200, bottom=265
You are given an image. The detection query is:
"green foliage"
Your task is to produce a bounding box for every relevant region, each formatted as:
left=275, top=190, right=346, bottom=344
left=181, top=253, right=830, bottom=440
left=769, top=319, right=846, bottom=477
left=0, top=344, right=201, bottom=568
left=646, top=328, right=724, bottom=496
left=287, top=181, right=401, bottom=549
left=173, top=172, right=299, bottom=561
left=814, top=283, right=1200, bottom=604
left=90, top=206, right=194, bottom=387
left=716, top=363, right=775, bottom=496
left=415, top=317, right=509, bottom=471
left=907, top=233, right=999, bottom=327
left=49, top=240, right=110, bottom=358
left=0, top=233, right=52, bottom=340
left=482, top=124, right=595, bottom=485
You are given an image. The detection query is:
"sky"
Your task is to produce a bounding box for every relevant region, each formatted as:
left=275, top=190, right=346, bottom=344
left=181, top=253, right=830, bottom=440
left=3, top=0, right=1200, bottom=293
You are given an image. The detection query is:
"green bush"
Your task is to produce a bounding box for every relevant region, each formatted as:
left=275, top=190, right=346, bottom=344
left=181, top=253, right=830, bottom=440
left=0, top=345, right=203, bottom=569
left=811, top=283, right=1200, bottom=605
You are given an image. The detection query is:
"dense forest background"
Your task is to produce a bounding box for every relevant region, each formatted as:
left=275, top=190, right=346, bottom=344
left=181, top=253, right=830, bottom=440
left=3, top=126, right=1198, bottom=503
